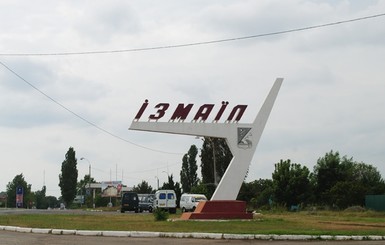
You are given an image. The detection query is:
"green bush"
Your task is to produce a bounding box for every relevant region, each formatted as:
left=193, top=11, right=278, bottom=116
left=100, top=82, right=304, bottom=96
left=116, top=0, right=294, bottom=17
left=344, top=206, right=366, bottom=212
left=153, top=208, right=169, bottom=221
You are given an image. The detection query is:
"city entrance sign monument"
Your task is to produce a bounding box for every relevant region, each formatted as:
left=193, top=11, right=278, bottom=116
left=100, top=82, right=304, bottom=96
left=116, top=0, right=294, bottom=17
left=129, top=78, right=283, bottom=219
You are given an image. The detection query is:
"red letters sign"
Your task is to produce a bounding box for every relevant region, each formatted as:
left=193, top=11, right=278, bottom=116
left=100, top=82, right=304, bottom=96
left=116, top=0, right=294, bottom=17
left=134, top=100, right=247, bottom=123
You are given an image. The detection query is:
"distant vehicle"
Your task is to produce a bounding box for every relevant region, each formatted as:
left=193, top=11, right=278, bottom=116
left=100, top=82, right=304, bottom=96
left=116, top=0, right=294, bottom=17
left=138, top=194, right=155, bottom=213
left=120, top=192, right=139, bottom=213
left=179, top=193, right=207, bottom=212
left=153, top=189, right=177, bottom=214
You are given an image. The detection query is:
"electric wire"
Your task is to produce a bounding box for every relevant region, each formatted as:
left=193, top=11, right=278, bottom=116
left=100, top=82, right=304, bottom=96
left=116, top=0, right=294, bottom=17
left=0, top=13, right=384, bottom=56
left=0, top=60, right=183, bottom=155
left=1, top=13, right=384, bottom=154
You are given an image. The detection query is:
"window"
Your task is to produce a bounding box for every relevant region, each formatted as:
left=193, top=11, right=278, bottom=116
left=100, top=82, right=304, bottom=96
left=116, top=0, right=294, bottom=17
left=159, top=193, right=166, bottom=199
left=167, top=193, right=175, bottom=199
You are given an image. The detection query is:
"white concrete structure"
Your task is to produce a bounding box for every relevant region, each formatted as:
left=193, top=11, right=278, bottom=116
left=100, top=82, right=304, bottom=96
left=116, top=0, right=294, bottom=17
left=130, top=78, right=283, bottom=200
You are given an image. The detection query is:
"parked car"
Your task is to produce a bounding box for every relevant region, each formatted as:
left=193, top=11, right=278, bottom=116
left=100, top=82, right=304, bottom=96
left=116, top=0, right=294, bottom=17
left=120, top=192, right=139, bottom=213
left=153, top=189, right=177, bottom=214
left=138, top=194, right=154, bottom=213
left=179, top=193, right=207, bottom=212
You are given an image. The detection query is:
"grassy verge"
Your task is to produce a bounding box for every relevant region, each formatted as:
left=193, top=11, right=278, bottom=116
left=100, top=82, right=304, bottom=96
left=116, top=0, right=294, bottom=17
left=1, top=210, right=385, bottom=236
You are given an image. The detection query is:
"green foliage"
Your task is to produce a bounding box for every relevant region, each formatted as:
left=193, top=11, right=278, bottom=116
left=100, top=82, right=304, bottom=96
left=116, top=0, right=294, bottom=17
left=34, top=186, right=47, bottom=209
left=238, top=179, right=273, bottom=209
left=161, top=174, right=182, bottom=207
left=46, top=196, right=59, bottom=208
left=77, top=174, right=96, bottom=194
left=132, top=180, right=153, bottom=194
left=77, top=174, right=96, bottom=208
left=153, top=208, right=169, bottom=221
left=200, top=137, right=232, bottom=197
left=190, top=181, right=210, bottom=197
left=312, top=150, right=352, bottom=205
left=94, top=194, right=116, bottom=207
left=272, top=159, right=311, bottom=208
left=312, top=150, right=385, bottom=209
left=58, top=147, right=78, bottom=207
left=180, top=145, right=199, bottom=193
left=6, top=173, right=32, bottom=208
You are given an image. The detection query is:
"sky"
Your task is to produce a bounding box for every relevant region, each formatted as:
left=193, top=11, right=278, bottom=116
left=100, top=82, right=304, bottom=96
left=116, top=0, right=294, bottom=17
left=0, top=0, right=384, bottom=198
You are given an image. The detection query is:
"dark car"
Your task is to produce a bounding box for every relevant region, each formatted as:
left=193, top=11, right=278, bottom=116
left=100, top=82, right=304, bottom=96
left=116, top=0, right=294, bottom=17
left=120, top=192, right=139, bottom=213
left=138, top=194, right=154, bottom=213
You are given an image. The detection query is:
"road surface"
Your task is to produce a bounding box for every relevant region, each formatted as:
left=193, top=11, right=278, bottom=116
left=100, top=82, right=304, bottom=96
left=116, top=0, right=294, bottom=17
left=2, top=230, right=385, bottom=245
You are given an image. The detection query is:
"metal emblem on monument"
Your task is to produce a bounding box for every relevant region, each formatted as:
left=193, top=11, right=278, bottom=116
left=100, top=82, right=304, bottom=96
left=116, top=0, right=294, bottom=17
left=237, top=128, right=252, bottom=149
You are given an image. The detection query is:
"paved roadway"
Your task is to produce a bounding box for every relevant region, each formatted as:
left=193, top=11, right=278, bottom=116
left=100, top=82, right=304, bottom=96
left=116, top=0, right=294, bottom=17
left=2, top=230, right=385, bottom=245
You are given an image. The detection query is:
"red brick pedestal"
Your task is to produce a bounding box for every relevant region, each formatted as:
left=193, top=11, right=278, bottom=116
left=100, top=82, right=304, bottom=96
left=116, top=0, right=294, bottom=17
left=180, top=200, right=252, bottom=220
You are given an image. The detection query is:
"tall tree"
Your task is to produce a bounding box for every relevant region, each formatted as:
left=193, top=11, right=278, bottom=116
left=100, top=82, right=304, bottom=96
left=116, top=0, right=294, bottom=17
left=328, top=161, right=385, bottom=208
left=59, top=147, right=78, bottom=206
left=132, top=180, right=153, bottom=194
left=180, top=145, right=199, bottom=193
left=200, top=137, right=232, bottom=197
left=312, top=150, right=353, bottom=206
left=351, top=162, right=385, bottom=194
left=6, top=173, right=32, bottom=208
left=272, top=159, right=311, bottom=207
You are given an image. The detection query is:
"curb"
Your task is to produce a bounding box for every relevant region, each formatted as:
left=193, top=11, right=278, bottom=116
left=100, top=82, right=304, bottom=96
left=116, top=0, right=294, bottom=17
left=0, top=225, right=384, bottom=240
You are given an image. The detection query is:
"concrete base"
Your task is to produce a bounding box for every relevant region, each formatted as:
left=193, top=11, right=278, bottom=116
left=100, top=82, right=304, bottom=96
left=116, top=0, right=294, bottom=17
left=180, top=200, right=252, bottom=220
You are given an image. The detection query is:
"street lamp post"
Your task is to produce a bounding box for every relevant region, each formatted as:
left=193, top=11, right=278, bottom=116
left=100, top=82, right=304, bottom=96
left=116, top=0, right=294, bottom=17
left=80, top=157, right=94, bottom=208
left=155, top=176, right=159, bottom=190
left=208, top=137, right=218, bottom=186
left=199, top=137, right=218, bottom=186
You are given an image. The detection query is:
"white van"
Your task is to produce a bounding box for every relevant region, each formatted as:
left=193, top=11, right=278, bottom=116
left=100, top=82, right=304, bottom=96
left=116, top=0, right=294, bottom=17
left=179, top=193, right=207, bottom=212
left=153, top=189, right=177, bottom=214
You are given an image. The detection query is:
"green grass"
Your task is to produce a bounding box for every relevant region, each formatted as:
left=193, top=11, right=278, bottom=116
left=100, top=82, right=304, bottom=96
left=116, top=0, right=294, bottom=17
left=1, top=210, right=385, bottom=236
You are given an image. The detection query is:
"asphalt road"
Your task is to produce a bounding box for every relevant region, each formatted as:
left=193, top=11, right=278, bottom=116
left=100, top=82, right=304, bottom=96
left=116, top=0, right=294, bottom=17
left=2, top=230, right=385, bottom=245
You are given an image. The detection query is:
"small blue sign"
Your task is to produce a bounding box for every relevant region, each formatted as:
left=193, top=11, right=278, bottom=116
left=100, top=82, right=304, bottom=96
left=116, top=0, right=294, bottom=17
left=16, top=187, right=23, bottom=195
left=16, top=186, right=24, bottom=208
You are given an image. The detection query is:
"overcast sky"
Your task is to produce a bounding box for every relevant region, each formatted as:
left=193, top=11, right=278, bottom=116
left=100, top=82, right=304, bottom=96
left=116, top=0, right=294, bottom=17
left=0, top=0, right=384, bottom=198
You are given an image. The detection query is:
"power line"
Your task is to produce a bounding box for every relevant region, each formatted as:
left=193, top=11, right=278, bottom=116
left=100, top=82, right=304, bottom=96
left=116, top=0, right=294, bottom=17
left=0, top=60, right=182, bottom=155
left=0, top=13, right=384, bottom=57
left=1, top=13, right=384, bottom=154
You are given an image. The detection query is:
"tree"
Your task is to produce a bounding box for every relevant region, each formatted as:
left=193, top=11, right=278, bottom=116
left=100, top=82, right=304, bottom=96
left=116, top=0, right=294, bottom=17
left=190, top=181, right=210, bottom=198
left=77, top=174, right=96, bottom=196
left=272, top=159, right=311, bottom=208
left=46, top=196, right=59, bottom=209
left=252, top=179, right=274, bottom=209
left=180, top=145, right=199, bottom=193
left=351, top=162, right=385, bottom=195
left=34, top=186, right=47, bottom=209
left=312, top=150, right=385, bottom=209
left=328, top=161, right=385, bottom=209
left=132, top=180, right=153, bottom=194
left=6, top=174, right=32, bottom=208
left=312, top=150, right=351, bottom=206
left=58, top=147, right=78, bottom=207
left=77, top=174, right=96, bottom=207
left=237, top=178, right=274, bottom=209
left=200, top=137, right=232, bottom=197
left=161, top=174, right=182, bottom=208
